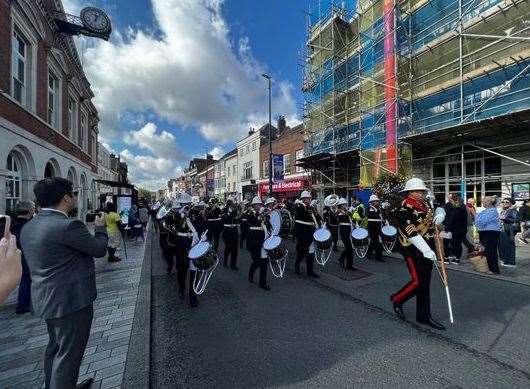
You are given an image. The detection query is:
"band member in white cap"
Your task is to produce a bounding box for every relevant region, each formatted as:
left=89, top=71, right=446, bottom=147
left=294, top=190, right=320, bottom=278
left=206, top=197, right=223, bottom=253
left=337, top=197, right=356, bottom=270
left=222, top=196, right=239, bottom=270
left=367, top=194, right=384, bottom=262
left=390, top=178, right=446, bottom=330
left=247, top=196, right=270, bottom=290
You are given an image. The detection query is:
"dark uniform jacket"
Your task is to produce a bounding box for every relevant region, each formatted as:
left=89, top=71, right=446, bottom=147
left=190, top=208, right=207, bottom=237
left=367, top=205, right=382, bottom=236
left=398, top=197, right=435, bottom=252
left=337, top=210, right=352, bottom=235
left=295, top=203, right=317, bottom=243
left=222, top=205, right=238, bottom=226
left=247, top=209, right=265, bottom=249
left=206, top=206, right=223, bottom=223
left=323, top=207, right=338, bottom=227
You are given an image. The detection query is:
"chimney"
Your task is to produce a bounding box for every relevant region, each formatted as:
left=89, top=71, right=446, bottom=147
left=277, top=115, right=286, bottom=135
left=248, top=127, right=255, bottom=136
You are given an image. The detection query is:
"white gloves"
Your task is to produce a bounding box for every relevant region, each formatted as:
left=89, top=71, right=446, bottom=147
left=381, top=201, right=390, bottom=209
left=433, top=207, right=445, bottom=225
left=409, top=235, right=437, bottom=262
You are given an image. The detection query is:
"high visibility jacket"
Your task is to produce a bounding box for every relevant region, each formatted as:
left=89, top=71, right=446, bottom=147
left=350, top=203, right=367, bottom=228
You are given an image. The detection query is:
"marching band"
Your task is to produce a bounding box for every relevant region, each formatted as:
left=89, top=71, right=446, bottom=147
left=152, top=177, right=453, bottom=331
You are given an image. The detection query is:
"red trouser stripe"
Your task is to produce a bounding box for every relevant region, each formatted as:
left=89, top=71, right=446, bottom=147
left=392, top=256, right=419, bottom=304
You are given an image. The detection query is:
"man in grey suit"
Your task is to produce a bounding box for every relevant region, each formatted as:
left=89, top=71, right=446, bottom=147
left=21, top=177, right=108, bottom=389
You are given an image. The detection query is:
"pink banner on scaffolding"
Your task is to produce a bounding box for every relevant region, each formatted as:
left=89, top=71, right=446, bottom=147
left=384, top=0, right=397, bottom=173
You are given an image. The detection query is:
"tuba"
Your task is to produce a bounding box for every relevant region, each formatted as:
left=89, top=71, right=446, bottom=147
left=324, top=194, right=339, bottom=208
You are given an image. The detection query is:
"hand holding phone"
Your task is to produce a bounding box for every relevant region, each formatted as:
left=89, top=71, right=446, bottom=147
left=95, top=212, right=107, bottom=227
left=0, top=232, right=22, bottom=304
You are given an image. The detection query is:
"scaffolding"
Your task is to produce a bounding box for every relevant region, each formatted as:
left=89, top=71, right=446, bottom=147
left=302, top=0, right=530, bottom=189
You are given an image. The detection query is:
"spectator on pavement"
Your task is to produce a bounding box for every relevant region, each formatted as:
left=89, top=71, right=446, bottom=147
left=463, top=198, right=477, bottom=251
left=10, top=200, right=35, bottom=313
left=475, top=196, right=501, bottom=274
left=0, top=234, right=22, bottom=304
left=446, top=195, right=468, bottom=264
left=518, top=199, right=530, bottom=244
left=139, top=204, right=149, bottom=230
left=20, top=177, right=108, bottom=389
left=499, top=198, right=518, bottom=267
left=105, top=202, right=122, bottom=263
left=128, top=205, right=143, bottom=242
left=442, top=193, right=456, bottom=259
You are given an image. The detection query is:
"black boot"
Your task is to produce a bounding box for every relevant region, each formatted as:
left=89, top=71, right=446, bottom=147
left=393, top=302, right=405, bottom=320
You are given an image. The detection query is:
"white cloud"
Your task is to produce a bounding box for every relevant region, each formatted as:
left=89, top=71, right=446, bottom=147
left=124, top=122, right=186, bottom=160
left=209, top=146, right=225, bottom=160
left=78, top=0, right=299, bottom=145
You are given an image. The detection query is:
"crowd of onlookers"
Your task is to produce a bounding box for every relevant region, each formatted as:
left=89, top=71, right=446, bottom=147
left=440, top=194, right=530, bottom=274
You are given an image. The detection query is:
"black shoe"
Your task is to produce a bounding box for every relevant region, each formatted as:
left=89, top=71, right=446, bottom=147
left=393, top=303, right=405, bottom=320
left=428, top=316, right=445, bottom=328
left=76, top=378, right=93, bottom=389
left=259, top=284, right=271, bottom=291
left=190, top=299, right=199, bottom=308
left=309, top=273, right=320, bottom=279
left=417, top=318, right=446, bottom=331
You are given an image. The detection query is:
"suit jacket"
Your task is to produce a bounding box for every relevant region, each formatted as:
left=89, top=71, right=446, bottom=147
left=20, top=209, right=108, bottom=319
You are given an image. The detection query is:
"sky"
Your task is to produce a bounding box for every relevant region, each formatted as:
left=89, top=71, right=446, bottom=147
left=62, top=0, right=308, bottom=190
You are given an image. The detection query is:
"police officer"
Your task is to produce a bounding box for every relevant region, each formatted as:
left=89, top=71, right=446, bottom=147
left=222, top=196, right=239, bottom=270
left=390, top=178, right=446, bottom=330
left=337, top=198, right=356, bottom=270
left=206, top=197, right=223, bottom=252
left=169, top=193, right=200, bottom=307
left=367, top=194, right=384, bottom=262
left=247, top=196, right=270, bottom=290
left=323, top=198, right=339, bottom=252
left=294, top=191, right=320, bottom=278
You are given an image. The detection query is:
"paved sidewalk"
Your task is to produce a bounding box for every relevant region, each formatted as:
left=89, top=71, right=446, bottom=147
left=0, top=231, right=146, bottom=389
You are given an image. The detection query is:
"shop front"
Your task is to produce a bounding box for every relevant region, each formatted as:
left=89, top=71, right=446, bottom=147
left=258, top=177, right=309, bottom=200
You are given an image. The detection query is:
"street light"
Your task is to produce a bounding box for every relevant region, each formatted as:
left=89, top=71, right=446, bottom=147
left=262, top=73, right=273, bottom=197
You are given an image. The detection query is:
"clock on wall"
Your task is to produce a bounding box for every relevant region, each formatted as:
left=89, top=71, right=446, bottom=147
left=80, top=7, right=111, bottom=35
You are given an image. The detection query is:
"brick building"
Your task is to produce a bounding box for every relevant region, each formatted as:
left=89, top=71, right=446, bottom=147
left=0, top=0, right=100, bottom=217
left=258, top=119, right=310, bottom=200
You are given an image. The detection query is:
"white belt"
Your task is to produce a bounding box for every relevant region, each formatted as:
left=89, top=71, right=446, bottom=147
left=250, top=226, right=263, bottom=230
left=176, top=232, right=191, bottom=237
left=340, top=223, right=351, bottom=226
left=224, top=224, right=237, bottom=227
left=241, top=219, right=247, bottom=221
left=368, top=219, right=382, bottom=222
left=208, top=218, right=221, bottom=221
left=295, top=220, right=314, bottom=226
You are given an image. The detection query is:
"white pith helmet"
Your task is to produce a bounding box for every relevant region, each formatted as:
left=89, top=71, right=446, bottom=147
left=251, top=196, right=262, bottom=205
left=300, top=190, right=312, bottom=199
left=265, top=197, right=276, bottom=206
left=338, top=197, right=349, bottom=206
left=402, top=177, right=428, bottom=192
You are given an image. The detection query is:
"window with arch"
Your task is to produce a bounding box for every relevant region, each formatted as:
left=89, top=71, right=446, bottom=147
left=44, top=161, right=56, bottom=178
left=6, top=153, right=22, bottom=211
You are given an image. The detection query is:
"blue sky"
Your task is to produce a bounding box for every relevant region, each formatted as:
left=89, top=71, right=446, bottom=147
left=64, top=0, right=308, bottom=189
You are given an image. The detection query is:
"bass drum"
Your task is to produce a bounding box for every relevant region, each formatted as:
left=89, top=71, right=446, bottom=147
left=279, top=208, right=293, bottom=237
left=313, top=227, right=332, bottom=265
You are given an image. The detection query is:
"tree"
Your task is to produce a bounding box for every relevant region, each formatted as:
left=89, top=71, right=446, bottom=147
left=138, top=187, right=152, bottom=201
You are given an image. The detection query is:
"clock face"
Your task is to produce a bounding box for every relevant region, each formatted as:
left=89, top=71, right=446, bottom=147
left=80, top=7, right=111, bottom=34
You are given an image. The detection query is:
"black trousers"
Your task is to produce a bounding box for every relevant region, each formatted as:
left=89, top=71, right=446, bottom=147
left=240, top=222, right=248, bottom=248
left=222, top=226, right=239, bottom=268
left=479, top=230, right=500, bottom=273
left=160, top=232, right=173, bottom=272
left=367, top=232, right=383, bottom=260
left=175, top=238, right=197, bottom=304
left=451, top=232, right=465, bottom=259
left=44, top=305, right=93, bottom=389
left=249, top=246, right=268, bottom=287
left=329, top=226, right=339, bottom=248
left=391, top=249, right=433, bottom=322
left=207, top=223, right=222, bottom=252
left=295, top=239, right=315, bottom=275
left=339, top=230, right=354, bottom=268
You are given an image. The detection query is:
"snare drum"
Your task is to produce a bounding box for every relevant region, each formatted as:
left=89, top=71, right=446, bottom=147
left=381, top=225, right=397, bottom=254
left=188, top=241, right=217, bottom=271
left=263, top=235, right=286, bottom=262
left=313, top=227, right=332, bottom=251
left=351, top=227, right=370, bottom=258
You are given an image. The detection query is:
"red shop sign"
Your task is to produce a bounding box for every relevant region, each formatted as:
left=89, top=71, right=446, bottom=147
left=259, top=179, right=307, bottom=194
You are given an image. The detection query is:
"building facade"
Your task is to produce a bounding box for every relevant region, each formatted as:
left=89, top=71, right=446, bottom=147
left=302, top=0, right=530, bottom=204
left=224, top=151, right=238, bottom=199
left=214, top=148, right=237, bottom=200
left=258, top=122, right=310, bottom=200
left=0, top=0, right=100, bottom=217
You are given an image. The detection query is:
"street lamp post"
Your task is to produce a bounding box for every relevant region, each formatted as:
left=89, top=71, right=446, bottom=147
left=262, top=73, right=273, bottom=197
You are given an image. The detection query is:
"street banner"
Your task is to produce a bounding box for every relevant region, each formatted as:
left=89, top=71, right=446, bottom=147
left=273, top=154, right=284, bottom=182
